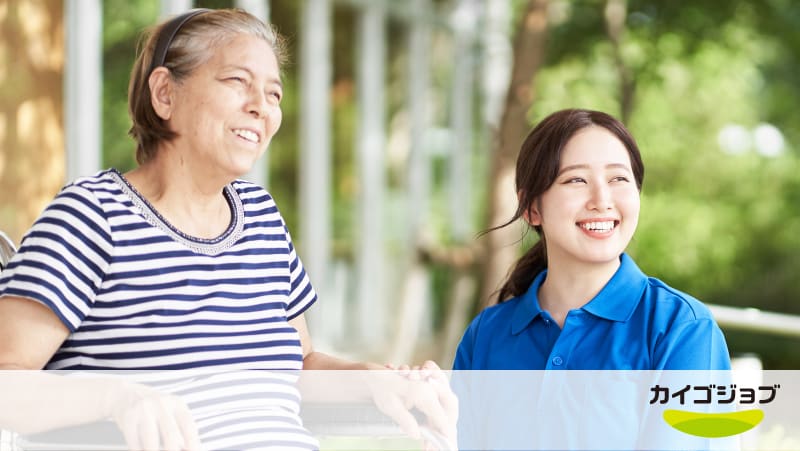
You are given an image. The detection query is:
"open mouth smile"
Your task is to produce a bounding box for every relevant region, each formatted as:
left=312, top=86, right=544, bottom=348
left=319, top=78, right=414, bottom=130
left=233, top=128, right=260, bottom=144
left=577, top=220, right=619, bottom=233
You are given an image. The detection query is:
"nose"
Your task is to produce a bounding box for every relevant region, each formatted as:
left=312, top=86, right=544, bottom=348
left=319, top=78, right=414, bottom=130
left=587, top=182, right=613, bottom=211
left=246, top=88, right=270, bottom=119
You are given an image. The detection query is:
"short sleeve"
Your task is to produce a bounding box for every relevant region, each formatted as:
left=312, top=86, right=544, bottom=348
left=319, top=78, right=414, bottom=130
left=283, top=224, right=317, bottom=320
left=0, top=184, right=112, bottom=331
left=453, top=314, right=480, bottom=370
left=653, top=318, right=731, bottom=370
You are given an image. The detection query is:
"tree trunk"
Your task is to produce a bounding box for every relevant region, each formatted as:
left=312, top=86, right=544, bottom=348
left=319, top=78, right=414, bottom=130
left=479, top=0, right=549, bottom=307
left=604, top=0, right=635, bottom=123
left=0, top=0, right=65, bottom=244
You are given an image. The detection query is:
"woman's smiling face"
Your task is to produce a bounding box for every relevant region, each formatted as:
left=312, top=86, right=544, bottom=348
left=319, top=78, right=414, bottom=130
left=165, top=33, right=283, bottom=178
left=526, top=126, right=641, bottom=269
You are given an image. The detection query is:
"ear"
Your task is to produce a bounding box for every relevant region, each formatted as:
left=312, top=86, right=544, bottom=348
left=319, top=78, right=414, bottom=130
left=518, top=190, right=542, bottom=226
left=148, top=67, right=174, bottom=121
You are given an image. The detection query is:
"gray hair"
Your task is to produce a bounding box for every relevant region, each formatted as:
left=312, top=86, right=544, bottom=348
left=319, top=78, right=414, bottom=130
left=128, top=8, right=287, bottom=164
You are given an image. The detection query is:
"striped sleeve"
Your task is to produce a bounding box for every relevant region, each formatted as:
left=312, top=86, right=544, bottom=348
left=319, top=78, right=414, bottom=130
left=282, top=223, right=316, bottom=320
left=0, top=183, right=113, bottom=331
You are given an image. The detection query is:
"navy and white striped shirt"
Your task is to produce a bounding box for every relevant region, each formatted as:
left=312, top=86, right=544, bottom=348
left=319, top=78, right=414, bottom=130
left=1, top=169, right=316, bottom=370
left=0, top=169, right=319, bottom=449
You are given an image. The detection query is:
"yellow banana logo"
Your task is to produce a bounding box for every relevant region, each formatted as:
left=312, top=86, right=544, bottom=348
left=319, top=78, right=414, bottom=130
left=663, top=409, right=764, bottom=438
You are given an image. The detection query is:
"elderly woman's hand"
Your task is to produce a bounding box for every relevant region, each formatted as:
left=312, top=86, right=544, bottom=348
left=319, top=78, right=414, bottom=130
left=371, top=360, right=458, bottom=450
left=106, top=380, right=201, bottom=451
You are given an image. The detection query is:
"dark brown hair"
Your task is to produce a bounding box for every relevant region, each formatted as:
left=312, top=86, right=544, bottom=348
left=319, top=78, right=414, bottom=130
left=494, top=109, right=645, bottom=302
left=127, top=8, right=287, bottom=165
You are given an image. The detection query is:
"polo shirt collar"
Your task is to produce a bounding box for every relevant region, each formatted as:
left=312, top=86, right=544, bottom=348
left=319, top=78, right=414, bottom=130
left=511, top=271, right=547, bottom=335
left=510, top=253, right=648, bottom=335
left=581, top=253, right=648, bottom=322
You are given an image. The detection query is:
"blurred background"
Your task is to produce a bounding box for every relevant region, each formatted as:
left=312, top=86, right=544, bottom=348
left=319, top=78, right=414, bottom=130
left=1, top=0, right=799, bottom=369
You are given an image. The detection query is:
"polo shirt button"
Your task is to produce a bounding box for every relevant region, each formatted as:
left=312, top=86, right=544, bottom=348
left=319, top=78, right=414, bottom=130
left=552, top=356, right=564, bottom=366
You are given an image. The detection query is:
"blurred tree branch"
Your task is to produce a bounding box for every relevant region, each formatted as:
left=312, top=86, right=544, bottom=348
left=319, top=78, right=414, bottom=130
left=604, top=0, right=635, bottom=123
left=479, top=0, right=549, bottom=307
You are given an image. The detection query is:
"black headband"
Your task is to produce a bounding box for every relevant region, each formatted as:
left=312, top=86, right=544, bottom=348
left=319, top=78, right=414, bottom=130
left=148, top=8, right=212, bottom=75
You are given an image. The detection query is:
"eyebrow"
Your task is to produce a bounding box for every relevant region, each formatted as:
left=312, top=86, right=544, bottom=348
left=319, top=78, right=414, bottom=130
left=224, top=65, right=283, bottom=88
left=557, top=163, right=632, bottom=176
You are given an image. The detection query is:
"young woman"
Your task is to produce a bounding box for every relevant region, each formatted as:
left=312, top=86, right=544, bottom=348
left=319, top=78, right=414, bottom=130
left=450, top=108, right=731, bottom=450
left=455, top=109, right=730, bottom=371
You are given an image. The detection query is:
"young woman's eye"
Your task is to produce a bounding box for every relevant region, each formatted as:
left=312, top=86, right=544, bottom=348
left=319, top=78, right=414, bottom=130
left=564, top=177, right=586, bottom=184
left=611, top=176, right=630, bottom=183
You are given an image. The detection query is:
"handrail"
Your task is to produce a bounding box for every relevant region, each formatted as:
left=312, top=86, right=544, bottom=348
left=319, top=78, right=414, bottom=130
left=0, top=230, right=17, bottom=271
left=15, top=404, right=454, bottom=451
left=708, top=303, right=800, bottom=338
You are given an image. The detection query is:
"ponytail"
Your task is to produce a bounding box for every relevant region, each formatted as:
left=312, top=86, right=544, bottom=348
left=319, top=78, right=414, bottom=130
left=496, top=238, right=547, bottom=302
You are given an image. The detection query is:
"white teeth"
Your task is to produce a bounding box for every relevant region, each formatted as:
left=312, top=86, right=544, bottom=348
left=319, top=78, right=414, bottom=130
left=234, top=129, right=259, bottom=143
left=580, top=221, right=615, bottom=232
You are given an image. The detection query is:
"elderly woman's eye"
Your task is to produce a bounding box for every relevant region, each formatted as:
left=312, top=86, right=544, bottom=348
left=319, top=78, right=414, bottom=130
left=224, top=76, right=247, bottom=85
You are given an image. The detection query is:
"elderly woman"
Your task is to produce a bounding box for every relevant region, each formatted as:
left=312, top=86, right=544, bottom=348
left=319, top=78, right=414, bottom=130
left=0, top=8, right=454, bottom=451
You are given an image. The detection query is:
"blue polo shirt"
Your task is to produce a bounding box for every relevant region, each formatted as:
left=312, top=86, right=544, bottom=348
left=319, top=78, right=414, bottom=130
left=454, top=253, right=730, bottom=370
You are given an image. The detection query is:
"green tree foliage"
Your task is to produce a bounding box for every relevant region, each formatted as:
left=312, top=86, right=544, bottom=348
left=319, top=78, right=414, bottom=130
left=102, top=0, right=159, bottom=171
left=529, top=0, right=800, bottom=367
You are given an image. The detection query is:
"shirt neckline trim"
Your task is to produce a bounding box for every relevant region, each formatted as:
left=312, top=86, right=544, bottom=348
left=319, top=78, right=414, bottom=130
left=108, top=168, right=244, bottom=255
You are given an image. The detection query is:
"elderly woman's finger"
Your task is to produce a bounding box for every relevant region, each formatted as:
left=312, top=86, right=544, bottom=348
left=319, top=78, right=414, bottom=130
left=174, top=400, right=201, bottom=451
left=117, top=412, right=141, bottom=451
left=157, top=396, right=197, bottom=451
left=157, top=407, right=184, bottom=451
left=139, top=412, right=160, bottom=451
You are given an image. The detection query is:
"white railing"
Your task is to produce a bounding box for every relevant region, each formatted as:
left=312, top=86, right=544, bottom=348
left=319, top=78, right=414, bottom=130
left=709, top=303, right=800, bottom=338
left=0, top=231, right=16, bottom=271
